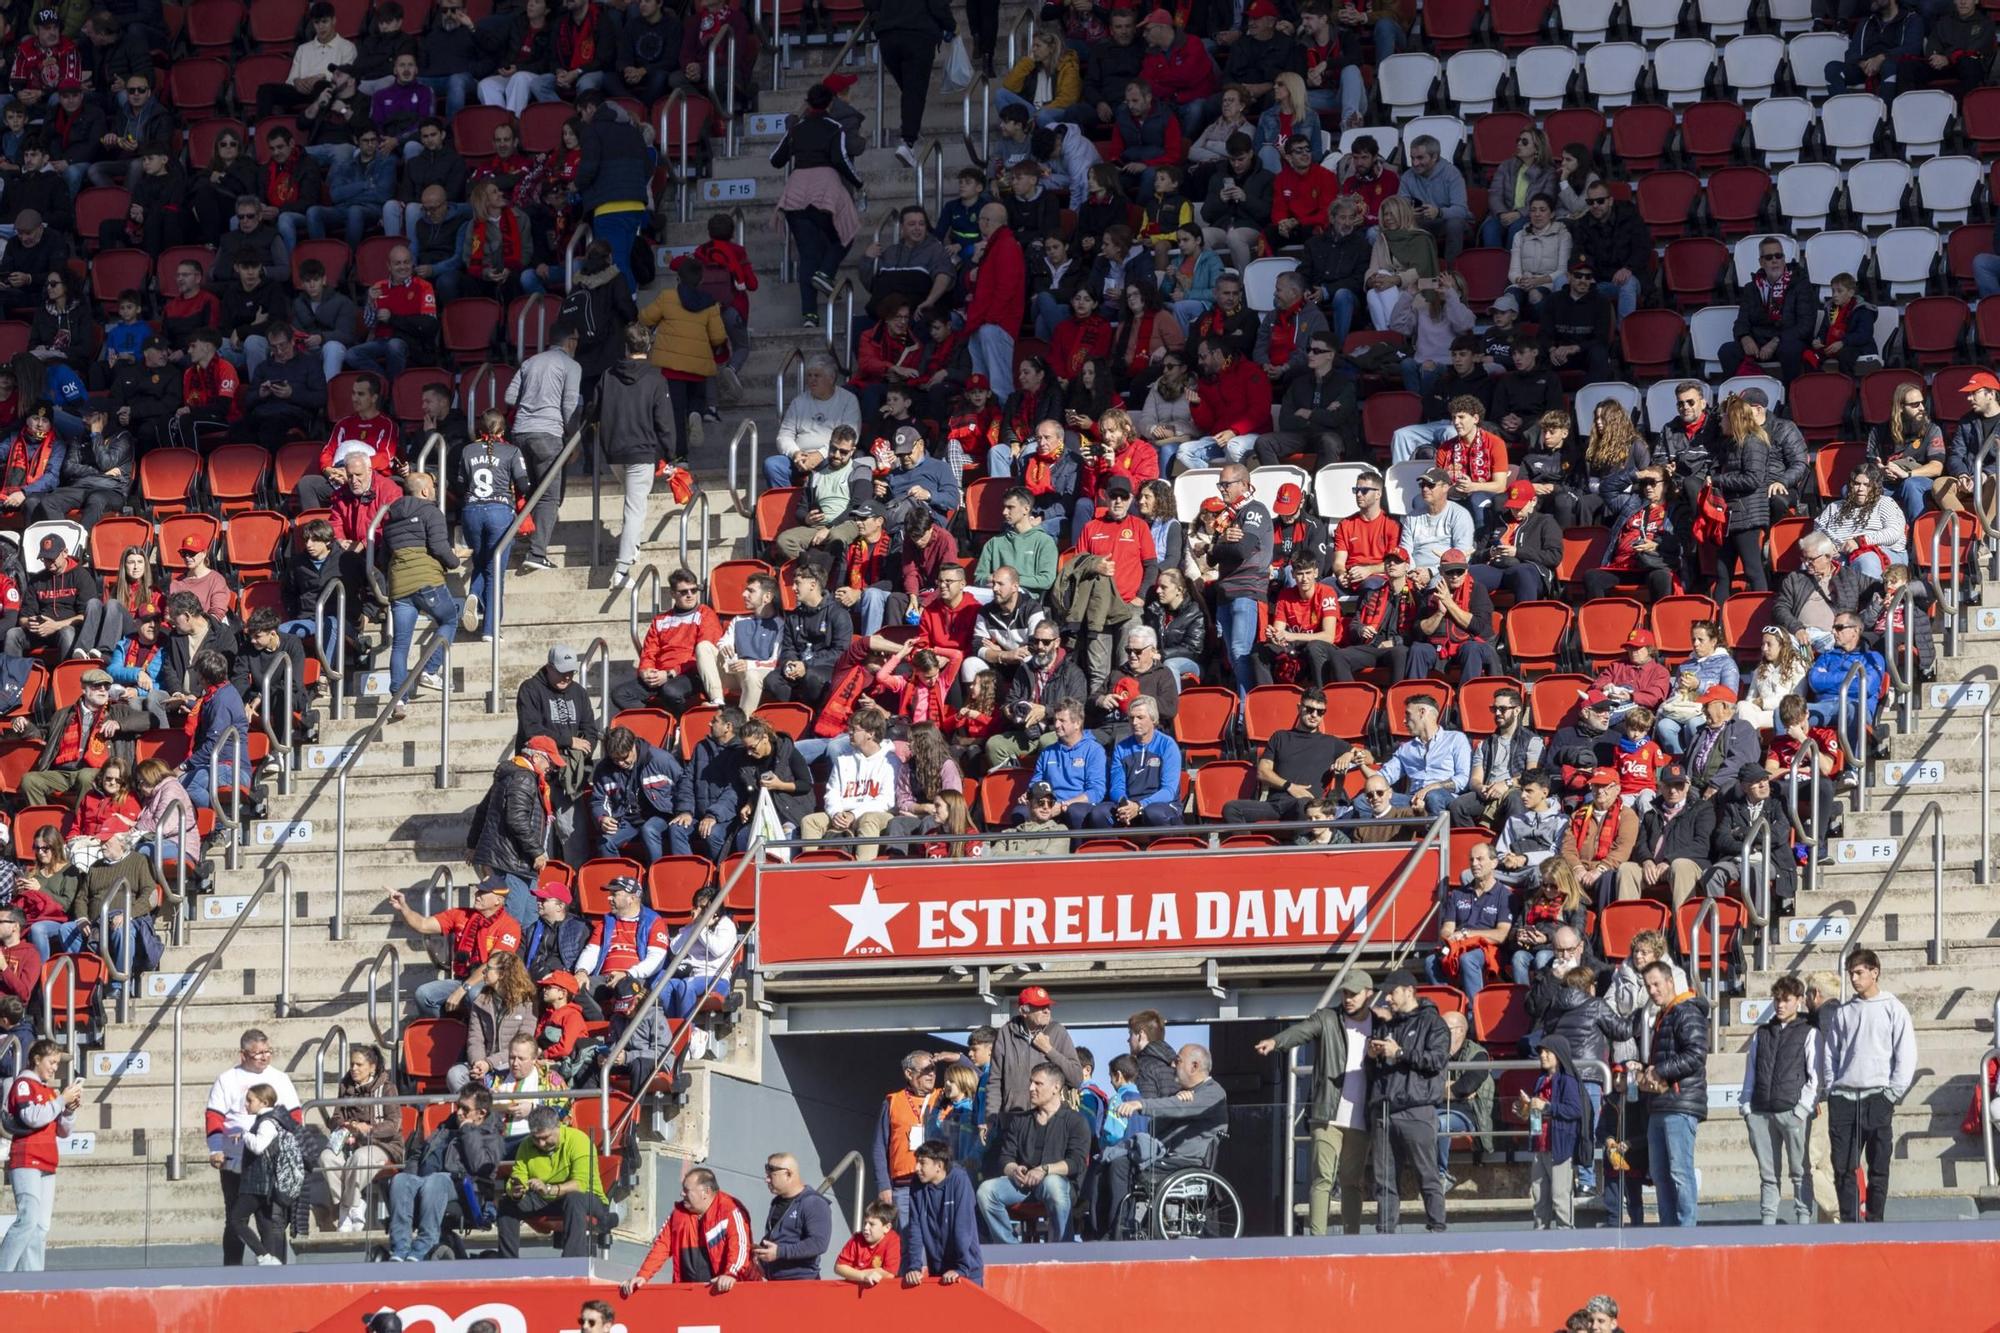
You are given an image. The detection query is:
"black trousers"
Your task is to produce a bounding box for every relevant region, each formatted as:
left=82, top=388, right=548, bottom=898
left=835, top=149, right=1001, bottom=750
left=1829, top=1092, right=1895, bottom=1222
left=963, top=0, right=999, bottom=58
left=496, top=1188, right=614, bottom=1257
left=1220, top=793, right=1313, bottom=825
left=1372, top=1104, right=1446, bottom=1233
left=877, top=30, right=938, bottom=147
left=612, top=672, right=702, bottom=714
left=227, top=1185, right=287, bottom=1261
left=1715, top=528, right=1770, bottom=597
left=1256, top=428, right=1344, bottom=467
left=1580, top=566, right=1675, bottom=602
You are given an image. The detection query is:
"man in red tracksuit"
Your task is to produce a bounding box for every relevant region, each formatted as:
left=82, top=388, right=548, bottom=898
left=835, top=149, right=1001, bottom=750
left=612, top=568, right=724, bottom=715
left=1139, top=8, right=1219, bottom=136
left=1267, top=134, right=1340, bottom=249
left=963, top=202, right=1025, bottom=402
left=297, top=373, right=405, bottom=509
left=624, top=1166, right=759, bottom=1295
left=1175, top=336, right=1274, bottom=472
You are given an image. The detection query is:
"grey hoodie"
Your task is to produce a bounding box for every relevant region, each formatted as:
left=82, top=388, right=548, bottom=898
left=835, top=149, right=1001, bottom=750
left=1824, top=991, right=1917, bottom=1102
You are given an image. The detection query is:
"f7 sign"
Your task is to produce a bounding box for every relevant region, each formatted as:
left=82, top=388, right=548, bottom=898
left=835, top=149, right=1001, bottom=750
left=756, top=845, right=1429, bottom=969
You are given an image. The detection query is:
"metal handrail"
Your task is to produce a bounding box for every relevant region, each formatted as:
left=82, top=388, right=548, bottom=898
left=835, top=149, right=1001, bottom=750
left=764, top=812, right=1448, bottom=859
left=727, top=415, right=763, bottom=519
left=1974, top=433, right=2000, bottom=583
left=1982, top=1044, right=1998, bottom=1188
left=822, top=276, right=858, bottom=370
left=488, top=424, right=585, bottom=709
left=313, top=577, right=348, bottom=721
left=628, top=563, right=663, bottom=652
left=335, top=619, right=455, bottom=941
left=705, top=25, right=740, bottom=158
left=255, top=646, right=295, bottom=797
left=167, top=862, right=293, bottom=1180
left=419, top=864, right=462, bottom=970
left=607, top=930, right=748, bottom=1151
left=1879, top=579, right=1919, bottom=734
left=1974, top=673, right=2000, bottom=886
left=1782, top=740, right=1822, bottom=896
left=596, top=847, right=757, bottom=1153
left=313, top=1023, right=351, bottom=1105
left=962, top=75, right=992, bottom=162
left=95, top=873, right=137, bottom=1024
left=576, top=636, right=613, bottom=731
left=563, top=222, right=596, bottom=288
left=410, top=428, right=450, bottom=493
left=662, top=89, right=700, bottom=222
left=1928, top=510, right=1965, bottom=660
left=1841, top=800, right=1946, bottom=985
left=1309, top=810, right=1452, bottom=1011
left=1687, top=894, right=1725, bottom=1046
left=151, top=800, right=196, bottom=946
left=515, top=294, right=555, bottom=362
left=678, top=489, right=713, bottom=590
left=463, top=365, right=500, bottom=436
left=1740, top=812, right=1774, bottom=972
left=1834, top=658, right=1872, bottom=814
left=209, top=722, right=244, bottom=872
left=1004, top=7, right=1036, bottom=66
left=364, top=942, right=403, bottom=1066
left=39, top=953, right=79, bottom=1073
left=912, top=138, right=945, bottom=212
left=816, top=1147, right=867, bottom=1234
left=0, top=1035, right=20, bottom=1080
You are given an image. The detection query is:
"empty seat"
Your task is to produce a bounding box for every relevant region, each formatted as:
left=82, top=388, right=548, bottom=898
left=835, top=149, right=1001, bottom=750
left=1698, top=0, right=1754, bottom=40
left=1581, top=42, right=1649, bottom=109
left=1556, top=0, right=1616, bottom=43
left=1663, top=238, right=1730, bottom=311
left=1635, top=169, right=1702, bottom=240
left=1768, top=0, right=1815, bottom=31
left=1803, top=229, right=1872, bottom=295
left=1376, top=53, right=1440, bottom=120
left=1720, top=33, right=1784, bottom=100
left=1689, top=306, right=1742, bottom=375
left=1820, top=93, right=1885, bottom=164
left=1874, top=227, right=1942, bottom=299
left=1916, top=156, right=1982, bottom=226
left=1748, top=97, right=1814, bottom=167
left=1900, top=296, right=1970, bottom=368
left=1890, top=88, right=1955, bottom=160
left=1651, top=38, right=1715, bottom=106
left=1678, top=100, right=1744, bottom=171
left=1775, top=162, right=1841, bottom=234
left=1847, top=159, right=1912, bottom=232
left=1706, top=165, right=1773, bottom=238
left=1444, top=49, right=1509, bottom=116
left=1625, top=0, right=1684, bottom=40
left=1515, top=47, right=1580, bottom=113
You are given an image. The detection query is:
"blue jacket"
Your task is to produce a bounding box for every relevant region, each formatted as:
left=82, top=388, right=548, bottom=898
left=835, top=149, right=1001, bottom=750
left=590, top=737, right=682, bottom=823
left=328, top=149, right=397, bottom=211
left=185, top=681, right=249, bottom=778
left=574, top=112, right=653, bottom=214
left=4, top=430, right=63, bottom=495
left=1535, top=1067, right=1586, bottom=1164
left=901, top=1164, right=983, bottom=1285
left=725, top=611, right=784, bottom=663
left=105, top=637, right=163, bottom=699
left=886, top=454, right=961, bottom=522
left=1108, top=728, right=1180, bottom=807
left=1806, top=647, right=1884, bottom=720
left=1032, top=733, right=1108, bottom=803
left=1845, top=7, right=1923, bottom=64
left=519, top=913, right=590, bottom=977
left=102, top=318, right=149, bottom=364
left=674, top=737, right=744, bottom=823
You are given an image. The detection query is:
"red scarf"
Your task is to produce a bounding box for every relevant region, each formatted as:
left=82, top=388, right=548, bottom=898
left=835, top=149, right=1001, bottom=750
left=947, top=405, right=1000, bottom=462
left=3, top=424, right=53, bottom=489
left=847, top=532, right=889, bottom=589
left=1023, top=451, right=1059, bottom=497
left=511, top=754, right=553, bottom=817
left=468, top=207, right=523, bottom=272
left=1438, top=429, right=1497, bottom=483
left=1122, top=311, right=1158, bottom=379
left=1267, top=302, right=1304, bottom=370
left=1754, top=267, right=1790, bottom=322
left=265, top=156, right=301, bottom=209
left=1607, top=504, right=1667, bottom=569
left=1568, top=804, right=1622, bottom=863
left=181, top=682, right=220, bottom=745
left=557, top=4, right=600, bottom=67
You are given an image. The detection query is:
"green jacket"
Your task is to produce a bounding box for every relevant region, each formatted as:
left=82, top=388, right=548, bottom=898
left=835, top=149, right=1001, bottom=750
left=508, top=1125, right=607, bottom=1202
left=1447, top=1037, right=1496, bottom=1155
left=1269, top=1004, right=1369, bottom=1127
left=973, top=526, right=1059, bottom=598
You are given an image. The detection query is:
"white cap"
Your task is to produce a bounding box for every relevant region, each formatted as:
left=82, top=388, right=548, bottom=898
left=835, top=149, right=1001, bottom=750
left=332, top=440, right=375, bottom=466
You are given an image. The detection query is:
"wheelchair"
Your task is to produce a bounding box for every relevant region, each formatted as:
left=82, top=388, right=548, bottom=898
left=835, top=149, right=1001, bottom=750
left=1110, top=1128, right=1244, bottom=1241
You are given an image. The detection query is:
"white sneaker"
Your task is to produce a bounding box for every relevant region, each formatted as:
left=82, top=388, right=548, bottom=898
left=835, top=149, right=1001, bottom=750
left=419, top=671, right=445, bottom=692
left=686, top=1027, right=710, bottom=1060
left=460, top=596, right=482, bottom=631
left=255, top=1253, right=283, bottom=1266
left=338, top=1215, right=366, bottom=1234
left=894, top=142, right=918, bottom=168
left=610, top=565, right=630, bottom=591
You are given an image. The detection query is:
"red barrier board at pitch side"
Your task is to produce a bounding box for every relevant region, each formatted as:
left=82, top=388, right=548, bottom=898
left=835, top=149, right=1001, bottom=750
left=0, top=1272, right=1049, bottom=1332
left=756, top=844, right=1428, bottom=969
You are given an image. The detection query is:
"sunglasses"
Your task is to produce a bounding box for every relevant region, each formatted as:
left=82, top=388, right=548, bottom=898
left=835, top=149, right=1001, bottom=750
left=1761, top=253, right=1784, bottom=262
left=1352, top=485, right=1379, bottom=494
left=1299, top=705, right=1326, bottom=716
left=1587, top=196, right=1610, bottom=206
left=1678, top=397, right=1702, bottom=407
left=1031, top=638, right=1060, bottom=647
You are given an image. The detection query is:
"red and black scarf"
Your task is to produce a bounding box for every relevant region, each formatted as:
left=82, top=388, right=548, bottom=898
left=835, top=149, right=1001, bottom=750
left=468, top=207, right=523, bottom=272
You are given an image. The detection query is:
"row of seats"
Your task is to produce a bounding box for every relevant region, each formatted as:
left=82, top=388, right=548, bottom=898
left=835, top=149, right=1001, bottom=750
left=173, top=0, right=489, bottom=49
left=1412, top=0, right=1813, bottom=52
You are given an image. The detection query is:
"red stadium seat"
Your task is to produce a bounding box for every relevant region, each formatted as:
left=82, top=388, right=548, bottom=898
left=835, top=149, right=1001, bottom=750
left=1421, top=0, right=1483, bottom=51
left=165, top=57, right=229, bottom=116
left=1386, top=680, right=1452, bottom=737
left=402, top=1018, right=468, bottom=1092
left=576, top=857, right=645, bottom=917
left=155, top=244, right=217, bottom=289
left=231, top=52, right=294, bottom=110
left=977, top=766, right=1031, bottom=830
left=1193, top=761, right=1257, bottom=821
left=1812, top=441, right=1868, bottom=500
left=1360, top=391, right=1422, bottom=450
left=610, top=708, right=675, bottom=751
left=1949, top=222, right=1990, bottom=297
left=89, top=249, right=151, bottom=310
left=1913, top=509, right=1980, bottom=592
left=1720, top=591, right=1778, bottom=654
left=707, top=558, right=773, bottom=613
left=1471, top=984, right=1532, bottom=1044
left=1453, top=247, right=1510, bottom=314
left=1490, top=0, right=1553, bottom=48
left=1556, top=526, right=1609, bottom=591
left=753, top=701, right=814, bottom=739
left=1901, top=295, right=1971, bottom=367
left=1611, top=104, right=1677, bottom=172
left=1472, top=113, right=1534, bottom=173
left=1577, top=597, right=1645, bottom=668
left=452, top=106, right=515, bottom=157
left=13, top=805, right=66, bottom=859
left=1173, top=686, right=1238, bottom=763
left=1663, top=237, right=1730, bottom=309
left=519, top=101, right=575, bottom=155
left=1768, top=514, right=1812, bottom=573
left=1619, top=309, right=1685, bottom=380
left=1503, top=601, right=1573, bottom=674
left=1676, top=897, right=1746, bottom=978
left=1706, top=165, right=1773, bottom=238
left=1457, top=676, right=1525, bottom=739
left=1787, top=371, right=1856, bottom=444
left=290, top=238, right=351, bottom=290
left=224, top=510, right=289, bottom=583
left=1244, top=685, right=1301, bottom=745
left=0, top=738, right=42, bottom=793
left=205, top=443, right=271, bottom=514
left=248, top=0, right=308, bottom=47
left=184, top=0, right=244, bottom=53
left=1860, top=368, right=1923, bottom=428
left=74, top=188, right=131, bottom=250
left=159, top=514, right=222, bottom=572
left=1649, top=595, right=1718, bottom=658
left=647, top=855, right=715, bottom=916
left=1598, top=900, right=1671, bottom=961
left=1543, top=108, right=1607, bottom=159
left=1416, top=985, right=1468, bottom=1016
left=1529, top=673, right=1594, bottom=731
left=1966, top=86, right=2000, bottom=155
left=1318, top=681, right=1381, bottom=745
left=1679, top=101, right=1747, bottom=171
left=91, top=515, right=154, bottom=574
left=754, top=486, right=798, bottom=550
left=441, top=297, right=502, bottom=365
left=139, top=449, right=203, bottom=518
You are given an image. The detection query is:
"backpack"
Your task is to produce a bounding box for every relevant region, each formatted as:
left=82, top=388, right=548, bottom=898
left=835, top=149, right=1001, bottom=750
left=268, top=1116, right=307, bottom=1201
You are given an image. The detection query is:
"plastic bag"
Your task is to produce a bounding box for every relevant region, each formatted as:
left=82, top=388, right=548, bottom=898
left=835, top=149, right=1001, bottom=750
left=752, top=788, right=792, bottom=862
left=940, top=35, right=974, bottom=94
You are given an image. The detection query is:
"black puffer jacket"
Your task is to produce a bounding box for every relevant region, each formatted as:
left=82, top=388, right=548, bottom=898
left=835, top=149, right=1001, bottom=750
left=467, top=757, right=549, bottom=878
left=1647, top=992, right=1711, bottom=1121
left=1527, top=970, right=1633, bottom=1085
left=57, top=426, right=134, bottom=493
left=1712, top=431, right=1772, bottom=534
left=1366, top=998, right=1451, bottom=1115
left=1132, top=1038, right=1179, bottom=1100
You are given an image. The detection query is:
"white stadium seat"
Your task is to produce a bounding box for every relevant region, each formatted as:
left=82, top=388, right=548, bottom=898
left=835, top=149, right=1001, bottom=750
left=1690, top=306, right=1741, bottom=376
left=1624, top=0, right=1684, bottom=42
left=1749, top=97, right=1815, bottom=167
left=1697, top=0, right=1754, bottom=39
left=1819, top=93, right=1885, bottom=164
left=1574, top=382, right=1642, bottom=433
left=1651, top=39, right=1716, bottom=108
left=1404, top=115, right=1468, bottom=167
left=1313, top=463, right=1378, bottom=521
left=1556, top=0, right=1616, bottom=45
left=1890, top=88, right=1956, bottom=160
left=1915, top=156, right=1982, bottom=226
left=1786, top=32, right=1847, bottom=96
left=1444, top=49, right=1510, bottom=116
left=1515, top=47, right=1580, bottom=114
left=1775, top=162, right=1841, bottom=234
left=1846, top=160, right=1912, bottom=232
left=1873, top=226, right=1942, bottom=298
left=1719, top=374, right=1785, bottom=411
left=1645, top=379, right=1701, bottom=434
left=1376, top=53, right=1440, bottom=122
left=1582, top=42, right=1649, bottom=111
left=1769, top=0, right=1815, bottom=32
left=1241, top=256, right=1299, bottom=313
left=1721, top=34, right=1785, bottom=102
left=1803, top=229, right=1873, bottom=295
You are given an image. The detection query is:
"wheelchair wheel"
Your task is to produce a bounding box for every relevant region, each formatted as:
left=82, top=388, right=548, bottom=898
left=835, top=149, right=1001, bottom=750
left=1148, top=1167, right=1243, bottom=1240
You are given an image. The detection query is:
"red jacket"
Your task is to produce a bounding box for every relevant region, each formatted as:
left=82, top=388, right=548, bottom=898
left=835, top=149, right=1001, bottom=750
left=1272, top=164, right=1341, bottom=233
left=1080, top=439, right=1161, bottom=502
left=318, top=411, right=403, bottom=474
left=1590, top=659, right=1672, bottom=710
left=328, top=473, right=404, bottom=545
left=1106, top=108, right=1185, bottom=170
left=1076, top=512, right=1158, bottom=604
left=964, top=227, right=1027, bottom=337
left=638, top=1191, right=760, bottom=1284
left=854, top=322, right=924, bottom=388
left=1340, top=166, right=1401, bottom=226
left=182, top=358, right=242, bottom=421
left=1140, top=33, right=1219, bottom=105
left=637, top=605, right=724, bottom=674
left=1190, top=356, right=1273, bottom=439
left=0, top=942, right=38, bottom=1006
left=1050, top=314, right=1114, bottom=380
left=4, top=1072, right=69, bottom=1175
left=692, top=239, right=757, bottom=320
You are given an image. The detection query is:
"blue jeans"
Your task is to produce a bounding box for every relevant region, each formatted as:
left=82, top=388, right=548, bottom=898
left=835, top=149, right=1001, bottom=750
left=1647, top=1110, right=1700, bottom=1226
left=1427, top=944, right=1492, bottom=995
left=1175, top=433, right=1260, bottom=470
left=967, top=324, right=1015, bottom=400
left=419, top=73, right=476, bottom=119
left=1402, top=359, right=1444, bottom=397
left=27, top=918, right=94, bottom=961
left=343, top=337, right=408, bottom=379
left=1806, top=694, right=1871, bottom=754
left=589, top=207, right=644, bottom=295
left=1976, top=251, right=2000, bottom=299
left=994, top=86, right=1073, bottom=127
left=1654, top=714, right=1695, bottom=755
left=306, top=203, right=379, bottom=247
left=461, top=502, right=511, bottom=639
left=1031, top=290, right=1066, bottom=342
left=1510, top=946, right=1554, bottom=985
left=1391, top=420, right=1449, bottom=463
left=1578, top=1081, right=1603, bottom=1194
left=387, top=1170, right=457, bottom=1259
left=667, top=816, right=732, bottom=862
left=1218, top=594, right=1261, bottom=699
left=604, top=815, right=673, bottom=864
left=976, top=1170, right=1074, bottom=1243
left=662, top=973, right=729, bottom=1021
left=1478, top=213, right=1529, bottom=249
left=1893, top=473, right=1934, bottom=522
left=183, top=759, right=243, bottom=811
left=1328, top=287, right=1359, bottom=344
left=1438, top=1106, right=1475, bottom=1177
left=762, top=455, right=798, bottom=490
left=389, top=584, right=461, bottom=694
left=1596, top=275, right=1641, bottom=320
left=415, top=976, right=482, bottom=1019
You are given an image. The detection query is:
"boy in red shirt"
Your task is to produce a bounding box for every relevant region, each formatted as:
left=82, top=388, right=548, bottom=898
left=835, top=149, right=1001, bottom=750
left=1613, top=705, right=1668, bottom=813
left=537, top=971, right=594, bottom=1077
left=1261, top=555, right=1343, bottom=685
left=835, top=1199, right=903, bottom=1286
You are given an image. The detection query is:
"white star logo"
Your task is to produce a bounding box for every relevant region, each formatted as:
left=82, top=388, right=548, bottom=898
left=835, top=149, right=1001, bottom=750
left=830, top=876, right=907, bottom=955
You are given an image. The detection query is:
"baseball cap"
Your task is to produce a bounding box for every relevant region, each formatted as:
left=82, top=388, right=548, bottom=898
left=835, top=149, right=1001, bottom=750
left=56, top=79, right=80, bottom=93
left=1438, top=548, right=1469, bottom=571
left=1338, top=969, right=1375, bottom=996
left=1272, top=482, right=1304, bottom=515
left=36, top=533, right=67, bottom=561
left=531, top=880, right=572, bottom=905
left=542, top=970, right=581, bottom=996
left=142, top=334, right=168, bottom=351
left=1505, top=478, right=1536, bottom=508
left=1027, top=780, right=1057, bottom=802
left=1964, top=370, right=2000, bottom=394
left=1018, top=985, right=1054, bottom=1009
left=179, top=534, right=206, bottom=557
left=965, top=372, right=990, bottom=391
left=1384, top=546, right=1411, bottom=564
left=607, top=875, right=642, bottom=897
left=34, top=9, right=59, bottom=24
left=1737, top=387, right=1770, bottom=408
left=891, top=425, right=923, bottom=454
left=521, top=735, right=567, bottom=768
left=1490, top=291, right=1520, bottom=315
left=1580, top=690, right=1611, bottom=711
left=1378, top=969, right=1417, bottom=991
left=1102, top=474, right=1134, bottom=499
left=821, top=72, right=858, bottom=96
left=547, top=644, right=579, bottom=674
left=1568, top=256, right=1594, bottom=275
left=1141, top=6, right=1174, bottom=25
left=1700, top=685, right=1739, bottom=704
left=1659, top=763, right=1690, bottom=787
left=1587, top=766, right=1620, bottom=787
left=1625, top=628, right=1654, bottom=649
left=80, top=668, right=112, bottom=686
left=1198, top=496, right=1228, bottom=515
left=1418, top=466, right=1451, bottom=488
left=1247, top=0, right=1279, bottom=17
left=848, top=499, right=884, bottom=521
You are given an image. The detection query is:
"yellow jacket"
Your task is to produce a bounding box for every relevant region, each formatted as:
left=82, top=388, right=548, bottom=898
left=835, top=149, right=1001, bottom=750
left=638, top=286, right=727, bottom=378
left=1001, top=51, right=1082, bottom=109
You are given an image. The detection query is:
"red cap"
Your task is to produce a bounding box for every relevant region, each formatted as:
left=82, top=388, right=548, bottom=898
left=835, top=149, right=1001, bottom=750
left=542, top=970, right=581, bottom=997
left=531, top=880, right=573, bottom=904
left=1385, top=547, right=1411, bottom=564
left=180, top=535, right=206, bottom=556
left=1505, top=478, right=1536, bottom=508
left=822, top=72, right=858, bottom=96
left=1625, top=629, right=1655, bottom=649
left=522, top=735, right=567, bottom=768
left=1141, top=6, right=1175, bottom=25
left=1587, top=766, right=1620, bottom=786
left=1272, top=482, right=1304, bottom=515
left=1700, top=685, right=1738, bottom=705
left=1438, top=548, right=1469, bottom=568
left=1018, top=985, right=1054, bottom=1009
left=965, top=372, right=990, bottom=391
left=1580, top=690, right=1611, bottom=709
left=1246, top=0, right=1279, bottom=17
left=1199, top=496, right=1228, bottom=514
left=1963, top=370, right=2000, bottom=394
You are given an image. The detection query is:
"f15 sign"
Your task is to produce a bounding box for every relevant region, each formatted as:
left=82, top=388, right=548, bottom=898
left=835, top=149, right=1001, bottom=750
left=756, top=845, right=1428, bottom=969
